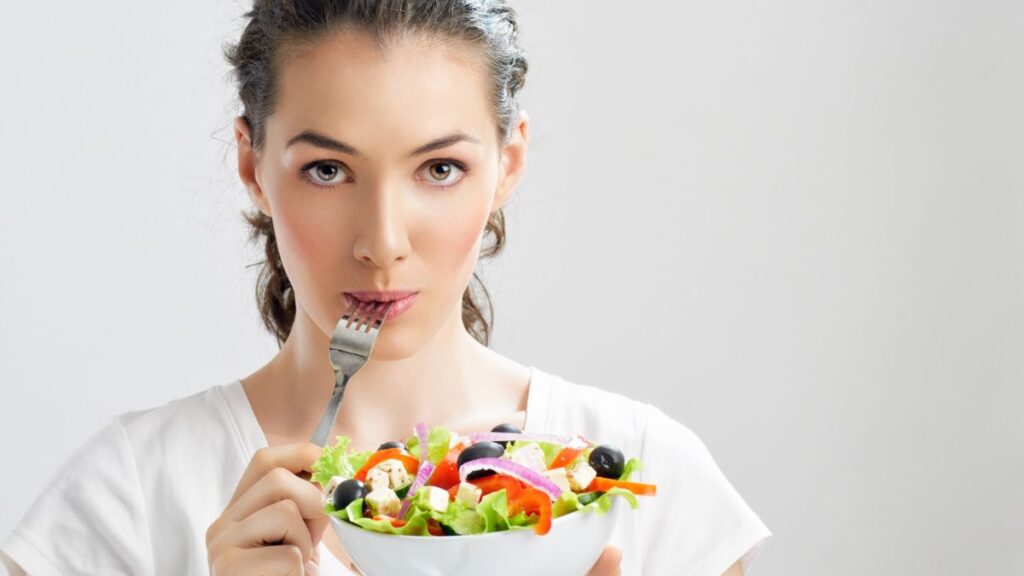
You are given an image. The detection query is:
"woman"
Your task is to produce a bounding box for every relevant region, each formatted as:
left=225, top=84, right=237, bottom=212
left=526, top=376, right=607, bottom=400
left=0, top=1, right=770, bottom=574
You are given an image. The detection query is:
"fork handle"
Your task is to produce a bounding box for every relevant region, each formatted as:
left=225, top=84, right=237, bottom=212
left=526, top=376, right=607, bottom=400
left=310, top=371, right=350, bottom=447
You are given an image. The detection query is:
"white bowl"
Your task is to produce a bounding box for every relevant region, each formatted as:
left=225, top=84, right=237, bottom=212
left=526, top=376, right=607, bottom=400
left=330, top=498, right=622, bottom=576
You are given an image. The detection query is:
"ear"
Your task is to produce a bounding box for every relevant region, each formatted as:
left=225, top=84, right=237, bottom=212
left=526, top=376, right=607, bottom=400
left=234, top=115, right=272, bottom=218
left=492, top=110, right=529, bottom=212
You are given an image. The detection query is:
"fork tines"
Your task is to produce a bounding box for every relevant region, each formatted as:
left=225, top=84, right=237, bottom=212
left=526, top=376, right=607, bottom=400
left=344, top=300, right=394, bottom=333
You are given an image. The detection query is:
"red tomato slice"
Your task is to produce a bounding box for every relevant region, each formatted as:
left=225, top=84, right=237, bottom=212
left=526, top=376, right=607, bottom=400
left=427, top=443, right=466, bottom=490
left=548, top=446, right=584, bottom=469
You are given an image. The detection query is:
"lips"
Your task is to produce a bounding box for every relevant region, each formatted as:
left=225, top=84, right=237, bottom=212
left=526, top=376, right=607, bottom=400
left=344, top=291, right=419, bottom=321
left=346, top=290, right=418, bottom=303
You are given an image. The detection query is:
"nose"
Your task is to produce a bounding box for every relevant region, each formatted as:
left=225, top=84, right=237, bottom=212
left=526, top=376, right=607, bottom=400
left=351, top=180, right=411, bottom=268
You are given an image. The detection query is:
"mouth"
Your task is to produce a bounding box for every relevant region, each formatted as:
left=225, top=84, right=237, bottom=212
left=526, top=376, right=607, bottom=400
left=343, top=290, right=420, bottom=321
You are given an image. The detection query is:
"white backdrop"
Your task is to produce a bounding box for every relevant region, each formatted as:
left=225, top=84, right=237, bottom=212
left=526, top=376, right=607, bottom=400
left=1, top=1, right=1022, bottom=574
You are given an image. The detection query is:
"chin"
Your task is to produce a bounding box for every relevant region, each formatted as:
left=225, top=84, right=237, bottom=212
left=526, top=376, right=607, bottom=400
left=367, top=327, right=421, bottom=362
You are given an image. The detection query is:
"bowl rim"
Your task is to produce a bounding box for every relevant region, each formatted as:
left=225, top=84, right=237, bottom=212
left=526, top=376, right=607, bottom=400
left=330, top=497, right=621, bottom=541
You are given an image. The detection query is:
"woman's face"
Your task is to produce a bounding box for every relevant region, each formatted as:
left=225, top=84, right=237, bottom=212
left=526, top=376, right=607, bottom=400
left=235, top=30, right=527, bottom=360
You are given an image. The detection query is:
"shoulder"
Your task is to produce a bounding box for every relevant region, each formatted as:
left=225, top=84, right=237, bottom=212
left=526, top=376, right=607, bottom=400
left=117, top=381, right=237, bottom=441
left=529, top=366, right=752, bottom=500
left=31, top=381, right=241, bottom=499
left=529, top=367, right=661, bottom=463
left=531, top=368, right=772, bottom=574
left=0, top=382, right=246, bottom=575
left=115, top=381, right=251, bottom=518
left=24, top=383, right=234, bottom=485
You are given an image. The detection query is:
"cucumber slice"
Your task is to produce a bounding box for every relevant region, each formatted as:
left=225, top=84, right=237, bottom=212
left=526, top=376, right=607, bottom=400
left=395, top=483, right=411, bottom=499
left=577, top=491, right=605, bottom=506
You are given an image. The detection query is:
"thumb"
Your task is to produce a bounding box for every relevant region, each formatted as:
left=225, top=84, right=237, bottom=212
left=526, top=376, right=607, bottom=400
left=307, top=495, right=331, bottom=545
left=587, top=545, right=623, bottom=576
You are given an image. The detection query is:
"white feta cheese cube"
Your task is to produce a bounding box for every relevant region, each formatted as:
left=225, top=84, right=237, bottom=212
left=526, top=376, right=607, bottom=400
left=455, top=482, right=482, bottom=509
left=369, top=459, right=411, bottom=490
left=566, top=461, right=597, bottom=492
left=323, top=475, right=347, bottom=498
left=541, top=467, right=572, bottom=494
left=365, top=487, right=401, bottom=517
left=420, top=486, right=450, bottom=513
left=505, top=442, right=548, bottom=472
left=368, top=457, right=411, bottom=487
left=365, top=468, right=390, bottom=492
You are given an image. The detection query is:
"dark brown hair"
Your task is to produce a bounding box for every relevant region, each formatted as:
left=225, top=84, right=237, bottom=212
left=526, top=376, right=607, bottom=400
left=223, top=0, right=527, bottom=348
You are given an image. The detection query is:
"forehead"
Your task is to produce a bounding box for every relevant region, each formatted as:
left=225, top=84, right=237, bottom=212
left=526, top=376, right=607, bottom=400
left=266, top=29, right=497, bottom=155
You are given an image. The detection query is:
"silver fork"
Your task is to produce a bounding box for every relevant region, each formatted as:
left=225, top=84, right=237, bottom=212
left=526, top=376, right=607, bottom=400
left=310, top=300, right=394, bottom=447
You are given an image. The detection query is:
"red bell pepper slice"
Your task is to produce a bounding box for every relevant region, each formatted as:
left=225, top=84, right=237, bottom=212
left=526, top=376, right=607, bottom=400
left=586, top=477, right=658, bottom=496
left=468, top=474, right=526, bottom=500
left=354, top=448, right=419, bottom=482
left=508, top=487, right=552, bottom=535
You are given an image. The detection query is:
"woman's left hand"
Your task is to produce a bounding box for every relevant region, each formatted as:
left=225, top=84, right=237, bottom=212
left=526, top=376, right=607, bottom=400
left=586, top=545, right=623, bottom=576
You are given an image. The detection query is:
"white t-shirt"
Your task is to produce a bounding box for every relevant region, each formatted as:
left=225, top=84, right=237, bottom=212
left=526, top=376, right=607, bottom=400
left=1, top=366, right=771, bottom=576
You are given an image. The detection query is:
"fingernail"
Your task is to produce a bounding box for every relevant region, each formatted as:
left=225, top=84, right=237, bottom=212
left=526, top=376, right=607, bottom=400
left=305, top=560, right=319, bottom=576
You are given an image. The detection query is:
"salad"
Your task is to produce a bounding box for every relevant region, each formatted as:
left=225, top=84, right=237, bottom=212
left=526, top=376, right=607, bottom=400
left=310, top=422, right=657, bottom=536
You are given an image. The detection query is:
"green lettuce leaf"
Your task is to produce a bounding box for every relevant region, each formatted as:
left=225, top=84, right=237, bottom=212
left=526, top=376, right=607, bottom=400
left=551, top=486, right=638, bottom=518
left=311, top=435, right=373, bottom=487
left=590, top=486, right=639, bottom=513
left=405, top=426, right=454, bottom=465
left=507, top=510, right=534, bottom=528
left=618, top=457, right=643, bottom=482
left=449, top=508, right=486, bottom=534
left=552, top=490, right=582, bottom=518
left=432, top=498, right=486, bottom=535
left=326, top=497, right=432, bottom=536
left=475, top=489, right=510, bottom=532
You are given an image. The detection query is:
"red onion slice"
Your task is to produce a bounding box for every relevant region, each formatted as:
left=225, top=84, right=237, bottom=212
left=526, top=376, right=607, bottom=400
left=458, top=457, right=563, bottom=500
left=414, top=422, right=429, bottom=463
left=469, top=432, right=575, bottom=445
left=398, top=461, right=435, bottom=519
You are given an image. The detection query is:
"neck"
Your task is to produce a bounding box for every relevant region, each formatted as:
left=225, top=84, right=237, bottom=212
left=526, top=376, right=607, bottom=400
left=260, top=296, right=492, bottom=443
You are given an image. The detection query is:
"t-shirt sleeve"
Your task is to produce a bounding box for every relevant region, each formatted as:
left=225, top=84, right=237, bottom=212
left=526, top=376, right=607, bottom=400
left=0, top=416, right=154, bottom=576
left=637, top=404, right=772, bottom=576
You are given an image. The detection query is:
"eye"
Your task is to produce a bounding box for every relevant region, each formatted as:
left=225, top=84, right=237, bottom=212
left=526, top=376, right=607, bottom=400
left=420, top=159, right=468, bottom=187
left=301, top=161, right=348, bottom=187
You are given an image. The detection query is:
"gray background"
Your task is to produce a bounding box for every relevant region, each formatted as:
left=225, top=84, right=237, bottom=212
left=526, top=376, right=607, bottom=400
left=1, top=1, right=1021, bottom=574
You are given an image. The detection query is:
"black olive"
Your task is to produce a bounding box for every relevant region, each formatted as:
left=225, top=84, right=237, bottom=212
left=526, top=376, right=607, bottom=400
left=457, top=441, right=505, bottom=479
left=332, top=478, right=368, bottom=510
left=377, top=440, right=406, bottom=452
left=490, top=422, right=522, bottom=448
left=588, top=445, right=625, bottom=479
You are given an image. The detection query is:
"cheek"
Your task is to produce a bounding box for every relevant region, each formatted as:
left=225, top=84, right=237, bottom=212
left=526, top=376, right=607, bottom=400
left=420, top=192, right=490, bottom=275
left=264, top=181, right=340, bottom=290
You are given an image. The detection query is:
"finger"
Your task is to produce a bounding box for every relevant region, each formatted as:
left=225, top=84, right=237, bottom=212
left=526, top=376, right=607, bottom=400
left=229, top=443, right=324, bottom=507
left=224, top=466, right=330, bottom=545
left=586, top=545, right=623, bottom=576
left=209, top=498, right=315, bottom=564
left=211, top=544, right=304, bottom=576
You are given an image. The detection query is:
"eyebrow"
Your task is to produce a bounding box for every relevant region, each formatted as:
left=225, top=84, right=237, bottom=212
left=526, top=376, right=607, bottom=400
left=285, top=129, right=481, bottom=158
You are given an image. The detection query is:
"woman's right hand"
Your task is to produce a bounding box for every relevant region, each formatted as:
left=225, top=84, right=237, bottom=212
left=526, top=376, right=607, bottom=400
left=206, top=443, right=329, bottom=576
